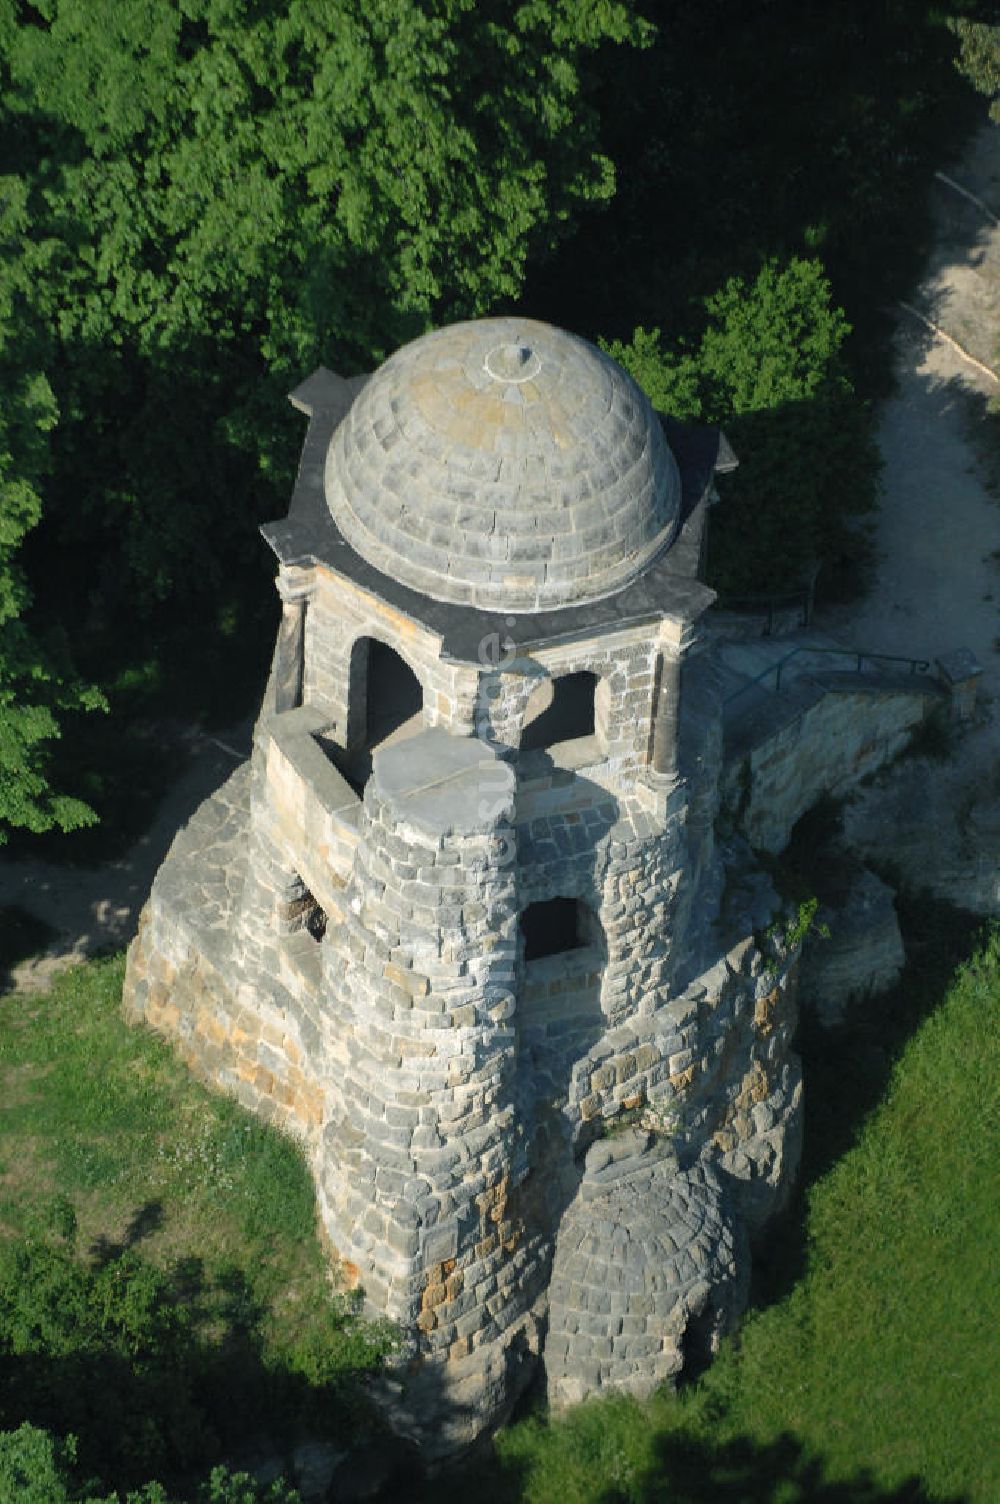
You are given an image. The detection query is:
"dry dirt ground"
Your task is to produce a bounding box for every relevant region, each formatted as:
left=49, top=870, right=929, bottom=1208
left=3, top=123, right=1000, bottom=994
left=815, top=119, right=1000, bottom=915
left=0, top=721, right=253, bottom=993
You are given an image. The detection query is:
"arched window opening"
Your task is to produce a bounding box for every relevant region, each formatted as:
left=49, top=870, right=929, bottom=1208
left=520, top=671, right=598, bottom=753
left=340, top=636, right=423, bottom=793
left=520, top=896, right=599, bottom=962
left=518, top=897, right=606, bottom=1069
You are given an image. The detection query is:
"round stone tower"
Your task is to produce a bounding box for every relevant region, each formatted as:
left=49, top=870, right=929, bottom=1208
left=124, top=317, right=803, bottom=1455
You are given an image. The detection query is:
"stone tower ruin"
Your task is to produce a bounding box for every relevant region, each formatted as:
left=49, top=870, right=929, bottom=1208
left=124, top=318, right=803, bottom=1454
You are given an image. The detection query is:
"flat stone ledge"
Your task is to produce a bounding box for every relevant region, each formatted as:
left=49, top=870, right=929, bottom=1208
left=269, top=707, right=360, bottom=819
left=372, top=728, right=515, bottom=837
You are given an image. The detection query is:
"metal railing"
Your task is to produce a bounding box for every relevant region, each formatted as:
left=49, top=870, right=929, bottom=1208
left=723, top=645, right=933, bottom=705
left=713, top=570, right=819, bottom=636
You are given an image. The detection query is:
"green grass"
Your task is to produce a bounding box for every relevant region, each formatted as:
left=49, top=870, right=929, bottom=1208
left=2, top=909, right=997, bottom=1500
left=0, top=954, right=394, bottom=1493
left=437, top=911, right=1000, bottom=1504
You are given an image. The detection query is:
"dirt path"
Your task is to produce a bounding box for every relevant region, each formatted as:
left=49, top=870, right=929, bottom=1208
left=0, top=719, right=253, bottom=993
left=814, top=119, right=1000, bottom=914
left=818, top=330, right=998, bottom=692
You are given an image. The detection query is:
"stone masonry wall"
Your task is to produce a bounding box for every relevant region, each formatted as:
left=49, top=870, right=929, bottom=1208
left=315, top=731, right=542, bottom=1383
left=474, top=624, right=661, bottom=782
left=302, top=566, right=481, bottom=738
left=124, top=767, right=327, bottom=1145
left=123, top=626, right=804, bottom=1450
left=723, top=683, right=938, bottom=853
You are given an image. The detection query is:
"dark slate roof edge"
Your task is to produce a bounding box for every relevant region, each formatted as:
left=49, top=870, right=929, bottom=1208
left=287, top=365, right=372, bottom=416
left=261, top=377, right=717, bottom=663
left=659, top=415, right=739, bottom=494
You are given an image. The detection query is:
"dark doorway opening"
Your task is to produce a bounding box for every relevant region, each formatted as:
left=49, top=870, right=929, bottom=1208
left=520, top=897, right=591, bottom=961
left=364, top=638, right=423, bottom=746
left=679, top=1304, right=718, bottom=1385
left=520, top=671, right=597, bottom=752
left=335, top=637, right=424, bottom=794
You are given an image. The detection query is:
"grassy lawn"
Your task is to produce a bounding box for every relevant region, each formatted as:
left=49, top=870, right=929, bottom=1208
left=0, top=905, right=996, bottom=1500
left=437, top=908, right=1000, bottom=1504
left=0, top=954, right=393, bottom=1494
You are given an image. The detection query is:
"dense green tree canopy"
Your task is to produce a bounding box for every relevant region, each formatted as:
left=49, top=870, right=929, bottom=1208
left=0, top=0, right=647, bottom=841
left=2, top=0, right=647, bottom=365
left=0, top=0, right=983, bottom=847
left=605, top=260, right=880, bottom=597
left=0, top=177, right=104, bottom=842
left=950, top=14, right=1000, bottom=119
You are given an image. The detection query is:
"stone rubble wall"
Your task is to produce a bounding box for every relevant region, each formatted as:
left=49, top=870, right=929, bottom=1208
left=544, top=1143, right=747, bottom=1408
left=549, top=922, right=801, bottom=1229
left=123, top=767, right=326, bottom=1144
left=121, top=629, right=804, bottom=1449
left=475, top=625, right=660, bottom=780
left=520, top=799, right=681, bottom=1011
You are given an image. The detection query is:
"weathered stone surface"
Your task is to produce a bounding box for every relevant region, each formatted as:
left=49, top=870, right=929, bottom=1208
left=801, top=863, right=905, bottom=1028
left=122, top=315, right=805, bottom=1459
left=324, top=319, right=682, bottom=613
left=545, top=1135, right=748, bottom=1407
left=722, top=679, right=944, bottom=854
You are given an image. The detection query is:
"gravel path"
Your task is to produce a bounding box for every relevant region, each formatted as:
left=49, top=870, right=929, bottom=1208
left=0, top=720, right=253, bottom=993
left=815, top=120, right=1000, bottom=914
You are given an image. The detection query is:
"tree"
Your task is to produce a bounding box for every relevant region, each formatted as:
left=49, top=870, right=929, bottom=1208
left=950, top=14, right=1000, bottom=120
left=0, top=1424, right=301, bottom=1503
left=605, top=259, right=881, bottom=597
left=0, top=0, right=649, bottom=839
left=1, top=0, right=650, bottom=597
left=0, top=178, right=104, bottom=845
left=0, top=1424, right=113, bottom=1504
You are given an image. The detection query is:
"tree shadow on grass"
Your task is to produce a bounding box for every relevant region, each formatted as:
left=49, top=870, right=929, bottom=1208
left=608, top=1430, right=966, bottom=1504
left=89, top=1197, right=164, bottom=1266
left=0, top=1221, right=394, bottom=1499
left=428, top=1426, right=964, bottom=1504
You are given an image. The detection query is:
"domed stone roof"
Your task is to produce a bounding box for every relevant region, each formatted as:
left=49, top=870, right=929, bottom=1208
left=323, top=317, right=681, bottom=612
left=544, top=1139, right=747, bottom=1405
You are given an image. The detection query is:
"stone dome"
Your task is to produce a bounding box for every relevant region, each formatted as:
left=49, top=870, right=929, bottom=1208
left=323, top=317, right=682, bottom=612
left=545, top=1142, right=747, bottom=1405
